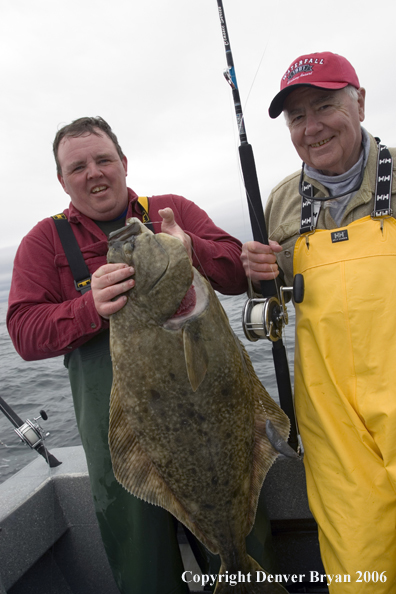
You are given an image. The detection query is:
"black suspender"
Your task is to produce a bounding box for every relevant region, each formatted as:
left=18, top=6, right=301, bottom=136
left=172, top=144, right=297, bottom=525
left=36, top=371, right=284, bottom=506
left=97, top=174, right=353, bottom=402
left=373, top=143, right=393, bottom=217
left=52, top=213, right=92, bottom=294
left=52, top=197, right=153, bottom=294
left=299, top=183, right=316, bottom=234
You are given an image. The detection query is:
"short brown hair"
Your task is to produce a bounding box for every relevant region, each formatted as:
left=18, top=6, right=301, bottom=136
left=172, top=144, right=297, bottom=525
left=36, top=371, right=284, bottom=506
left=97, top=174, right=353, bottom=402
left=53, top=116, right=125, bottom=175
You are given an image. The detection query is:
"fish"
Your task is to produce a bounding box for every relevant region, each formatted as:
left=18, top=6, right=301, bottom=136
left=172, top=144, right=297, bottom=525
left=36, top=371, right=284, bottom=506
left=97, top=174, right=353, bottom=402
left=107, top=218, right=291, bottom=594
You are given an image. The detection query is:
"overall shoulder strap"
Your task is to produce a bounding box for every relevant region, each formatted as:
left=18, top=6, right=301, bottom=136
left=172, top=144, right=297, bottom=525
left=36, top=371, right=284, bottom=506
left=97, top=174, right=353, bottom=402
left=372, top=142, right=393, bottom=218
left=299, top=184, right=321, bottom=235
left=52, top=214, right=92, bottom=294
left=137, top=196, right=155, bottom=232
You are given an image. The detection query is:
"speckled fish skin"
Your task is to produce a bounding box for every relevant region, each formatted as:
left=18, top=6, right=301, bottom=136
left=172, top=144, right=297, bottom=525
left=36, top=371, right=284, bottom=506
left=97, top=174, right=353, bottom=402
left=107, top=218, right=290, bottom=594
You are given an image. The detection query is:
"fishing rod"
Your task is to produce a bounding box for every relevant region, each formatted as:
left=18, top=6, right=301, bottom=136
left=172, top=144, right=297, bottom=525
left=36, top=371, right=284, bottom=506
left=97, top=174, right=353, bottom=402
left=215, top=0, right=300, bottom=451
left=0, top=395, right=61, bottom=467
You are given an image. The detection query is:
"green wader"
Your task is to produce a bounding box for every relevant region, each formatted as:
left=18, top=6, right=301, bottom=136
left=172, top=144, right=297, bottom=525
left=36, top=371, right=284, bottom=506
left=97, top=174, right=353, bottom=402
left=65, top=330, right=276, bottom=593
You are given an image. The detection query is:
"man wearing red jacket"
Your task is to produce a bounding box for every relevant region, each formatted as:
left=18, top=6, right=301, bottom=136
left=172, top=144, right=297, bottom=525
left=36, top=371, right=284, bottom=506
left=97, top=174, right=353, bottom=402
left=7, top=117, right=273, bottom=593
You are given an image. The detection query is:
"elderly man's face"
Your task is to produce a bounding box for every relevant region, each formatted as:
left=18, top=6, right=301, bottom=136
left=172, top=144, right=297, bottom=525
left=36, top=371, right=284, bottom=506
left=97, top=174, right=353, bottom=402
left=284, top=86, right=366, bottom=176
left=57, top=130, right=129, bottom=220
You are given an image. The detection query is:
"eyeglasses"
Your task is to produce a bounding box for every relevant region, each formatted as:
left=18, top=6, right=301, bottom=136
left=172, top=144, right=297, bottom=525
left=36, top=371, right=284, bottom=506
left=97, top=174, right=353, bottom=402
left=298, top=159, right=365, bottom=202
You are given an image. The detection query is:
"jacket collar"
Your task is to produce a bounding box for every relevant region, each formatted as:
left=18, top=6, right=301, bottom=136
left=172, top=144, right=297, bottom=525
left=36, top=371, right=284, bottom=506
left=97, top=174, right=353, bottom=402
left=302, top=132, right=379, bottom=207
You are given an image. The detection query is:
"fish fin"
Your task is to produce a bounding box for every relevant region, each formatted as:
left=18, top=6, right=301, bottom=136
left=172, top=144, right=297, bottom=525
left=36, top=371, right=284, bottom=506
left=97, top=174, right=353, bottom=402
left=183, top=326, right=208, bottom=392
left=109, top=381, right=170, bottom=506
left=265, top=419, right=299, bottom=458
left=108, top=381, right=218, bottom=553
left=214, top=557, right=288, bottom=593
left=237, top=343, right=291, bottom=535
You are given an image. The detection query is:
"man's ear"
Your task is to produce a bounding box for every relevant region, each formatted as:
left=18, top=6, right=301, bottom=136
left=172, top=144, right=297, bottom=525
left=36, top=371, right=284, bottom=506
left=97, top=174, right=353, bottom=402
left=57, top=173, right=69, bottom=195
left=357, top=87, right=366, bottom=123
left=122, top=156, right=128, bottom=176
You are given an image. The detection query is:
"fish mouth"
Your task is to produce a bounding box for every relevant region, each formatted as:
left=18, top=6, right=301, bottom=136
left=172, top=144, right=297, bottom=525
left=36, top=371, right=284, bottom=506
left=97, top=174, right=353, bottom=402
left=108, top=219, right=190, bottom=298
left=171, top=284, right=197, bottom=317
left=108, top=219, right=146, bottom=243
left=108, top=219, right=152, bottom=267
left=163, top=271, right=209, bottom=330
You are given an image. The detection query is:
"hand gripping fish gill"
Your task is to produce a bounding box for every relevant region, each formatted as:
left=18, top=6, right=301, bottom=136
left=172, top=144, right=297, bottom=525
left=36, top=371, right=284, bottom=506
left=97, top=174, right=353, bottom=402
left=107, top=218, right=291, bottom=594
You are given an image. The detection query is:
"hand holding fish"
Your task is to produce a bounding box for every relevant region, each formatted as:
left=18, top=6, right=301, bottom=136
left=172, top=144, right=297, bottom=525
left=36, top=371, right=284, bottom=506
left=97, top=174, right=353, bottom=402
left=159, top=207, right=192, bottom=260
left=241, top=240, right=282, bottom=285
left=91, top=263, right=135, bottom=319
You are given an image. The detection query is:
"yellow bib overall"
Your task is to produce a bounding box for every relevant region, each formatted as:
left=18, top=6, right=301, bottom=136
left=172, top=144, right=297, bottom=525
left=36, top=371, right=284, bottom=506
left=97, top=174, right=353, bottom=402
left=294, top=215, right=396, bottom=592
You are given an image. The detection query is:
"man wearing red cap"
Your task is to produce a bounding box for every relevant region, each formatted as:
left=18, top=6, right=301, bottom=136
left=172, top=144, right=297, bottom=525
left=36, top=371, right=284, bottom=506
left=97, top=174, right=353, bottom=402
left=242, top=52, right=396, bottom=592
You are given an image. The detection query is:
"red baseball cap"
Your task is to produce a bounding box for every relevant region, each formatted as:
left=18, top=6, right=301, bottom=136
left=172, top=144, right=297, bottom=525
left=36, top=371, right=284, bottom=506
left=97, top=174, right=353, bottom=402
left=268, top=51, right=360, bottom=119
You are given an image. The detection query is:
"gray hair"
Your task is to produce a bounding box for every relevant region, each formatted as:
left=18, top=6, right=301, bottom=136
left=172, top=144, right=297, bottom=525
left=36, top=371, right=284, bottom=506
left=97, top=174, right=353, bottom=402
left=343, top=85, right=359, bottom=100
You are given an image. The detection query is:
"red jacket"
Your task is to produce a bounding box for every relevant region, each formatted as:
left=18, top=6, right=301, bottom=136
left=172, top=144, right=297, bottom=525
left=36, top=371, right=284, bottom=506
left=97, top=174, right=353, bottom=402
left=7, top=189, right=247, bottom=361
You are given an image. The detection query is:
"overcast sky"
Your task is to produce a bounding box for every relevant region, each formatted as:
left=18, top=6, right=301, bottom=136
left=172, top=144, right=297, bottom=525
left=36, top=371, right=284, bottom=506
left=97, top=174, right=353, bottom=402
left=1, top=0, right=396, bottom=299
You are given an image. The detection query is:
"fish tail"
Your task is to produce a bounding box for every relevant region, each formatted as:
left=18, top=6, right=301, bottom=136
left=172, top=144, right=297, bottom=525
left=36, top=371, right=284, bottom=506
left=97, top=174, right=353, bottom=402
left=213, top=556, right=288, bottom=594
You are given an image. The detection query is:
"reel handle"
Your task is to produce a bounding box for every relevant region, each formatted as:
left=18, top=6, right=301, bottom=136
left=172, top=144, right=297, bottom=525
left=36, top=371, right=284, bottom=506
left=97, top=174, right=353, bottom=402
left=243, top=274, right=304, bottom=342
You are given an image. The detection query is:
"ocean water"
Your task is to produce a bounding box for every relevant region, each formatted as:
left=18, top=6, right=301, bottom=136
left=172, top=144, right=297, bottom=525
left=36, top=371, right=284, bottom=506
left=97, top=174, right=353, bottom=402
left=0, top=294, right=295, bottom=485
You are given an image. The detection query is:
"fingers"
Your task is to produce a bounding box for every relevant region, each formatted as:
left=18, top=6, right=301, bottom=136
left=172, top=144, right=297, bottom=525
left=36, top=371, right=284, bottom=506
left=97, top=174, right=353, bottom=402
left=92, top=263, right=135, bottom=319
left=158, top=207, right=174, bottom=225
left=241, top=240, right=282, bottom=282
left=159, top=208, right=192, bottom=260
left=268, top=239, right=283, bottom=253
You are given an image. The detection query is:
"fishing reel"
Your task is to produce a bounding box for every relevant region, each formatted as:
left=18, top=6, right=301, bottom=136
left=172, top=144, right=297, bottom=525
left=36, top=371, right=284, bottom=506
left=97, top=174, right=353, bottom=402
left=14, top=410, right=50, bottom=451
left=243, top=274, right=304, bottom=342
left=0, top=395, right=61, bottom=467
